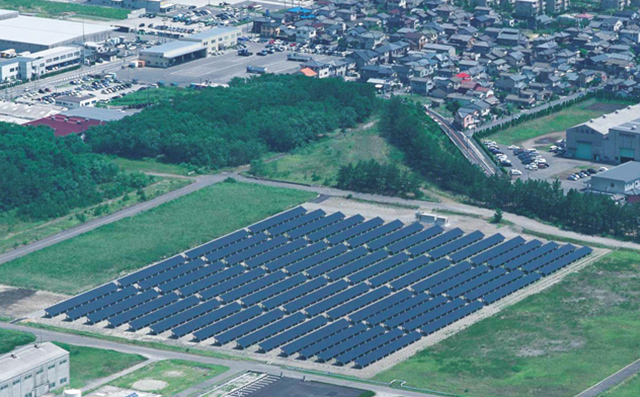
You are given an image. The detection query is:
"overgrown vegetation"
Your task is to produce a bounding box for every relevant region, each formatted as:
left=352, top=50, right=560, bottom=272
left=0, top=328, right=35, bottom=354
left=0, top=181, right=314, bottom=293
left=0, top=0, right=129, bottom=19
left=336, top=159, right=423, bottom=198
left=0, top=123, right=153, bottom=221
left=376, top=250, right=640, bottom=397
left=87, top=75, right=377, bottom=170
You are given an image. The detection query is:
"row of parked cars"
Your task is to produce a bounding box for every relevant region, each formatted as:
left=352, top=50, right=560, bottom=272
left=567, top=167, right=608, bottom=181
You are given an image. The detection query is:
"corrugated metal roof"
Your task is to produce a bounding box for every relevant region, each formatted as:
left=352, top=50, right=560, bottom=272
left=592, top=161, right=640, bottom=183
left=0, top=13, right=114, bottom=46
left=0, top=342, right=68, bottom=382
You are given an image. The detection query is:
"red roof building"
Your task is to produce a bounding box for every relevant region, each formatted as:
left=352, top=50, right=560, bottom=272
left=26, top=114, right=103, bottom=137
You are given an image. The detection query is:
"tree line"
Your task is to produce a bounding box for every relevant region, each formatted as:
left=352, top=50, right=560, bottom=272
left=86, top=75, right=378, bottom=169
left=0, top=123, right=152, bottom=220
left=336, top=160, right=423, bottom=198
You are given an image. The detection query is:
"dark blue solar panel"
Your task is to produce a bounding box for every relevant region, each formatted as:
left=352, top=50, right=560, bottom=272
left=369, top=255, right=430, bottom=288
left=335, top=328, right=404, bottom=366
left=503, top=241, right=559, bottom=271
left=538, top=246, right=592, bottom=276
left=241, top=274, right=307, bottom=307
left=249, top=207, right=307, bottom=234
left=299, top=323, right=368, bottom=360
left=304, top=283, right=370, bottom=317
left=236, top=311, right=306, bottom=349
left=401, top=298, right=466, bottom=332
left=411, top=262, right=473, bottom=293
left=464, top=270, right=524, bottom=301
left=46, top=282, right=118, bottom=317
left=384, top=295, right=449, bottom=328
left=449, top=233, right=505, bottom=263
left=224, top=235, right=289, bottom=266
left=429, top=265, right=488, bottom=296
left=129, top=295, right=200, bottom=331
left=306, top=247, right=368, bottom=278
left=118, top=255, right=185, bottom=287
left=265, top=241, right=328, bottom=272
left=150, top=299, right=222, bottom=335
left=205, top=233, right=269, bottom=263
left=179, top=265, right=245, bottom=297
left=259, top=316, right=328, bottom=352
left=349, top=289, right=412, bottom=323
left=215, top=309, right=285, bottom=345
left=326, top=286, right=391, bottom=320
left=220, top=271, right=287, bottom=303
left=192, top=305, right=263, bottom=341
left=168, top=301, right=234, bottom=337
left=199, top=268, right=266, bottom=300
left=138, top=258, right=206, bottom=291
left=158, top=261, right=225, bottom=294
left=346, top=220, right=404, bottom=248
left=387, top=225, right=444, bottom=254
left=283, top=280, right=349, bottom=313
left=286, top=244, right=349, bottom=275
left=445, top=267, right=507, bottom=299
left=245, top=238, right=308, bottom=269
left=109, top=293, right=179, bottom=328
left=262, top=277, right=327, bottom=310
left=408, top=228, right=465, bottom=257
left=66, top=286, right=138, bottom=321
left=366, top=293, right=434, bottom=326
left=87, top=289, right=159, bottom=324
left=487, top=239, right=542, bottom=268
left=427, top=230, right=484, bottom=260
left=288, top=212, right=345, bottom=240
left=327, top=250, right=388, bottom=281
left=327, top=217, right=385, bottom=245
left=419, top=300, right=483, bottom=335
left=368, top=222, right=424, bottom=251
left=482, top=273, right=542, bottom=304
left=348, top=253, right=409, bottom=284
left=307, top=215, right=365, bottom=243
left=185, top=230, right=249, bottom=259
left=470, top=236, right=526, bottom=265
left=522, top=244, right=575, bottom=274
left=281, top=319, right=350, bottom=356
left=268, top=209, right=326, bottom=236
left=316, top=325, right=385, bottom=362
left=354, top=332, right=421, bottom=368
left=389, top=258, right=451, bottom=290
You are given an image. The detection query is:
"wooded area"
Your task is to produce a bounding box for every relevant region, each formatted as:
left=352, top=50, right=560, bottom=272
left=336, top=160, right=423, bottom=198
left=87, top=75, right=378, bottom=169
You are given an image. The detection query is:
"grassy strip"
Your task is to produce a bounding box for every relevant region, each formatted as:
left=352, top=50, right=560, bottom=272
left=111, top=157, right=194, bottom=176
left=54, top=342, right=147, bottom=390
left=0, top=181, right=315, bottom=294
left=489, top=98, right=632, bottom=146
left=0, top=328, right=35, bottom=354
left=109, top=359, right=228, bottom=397
left=0, top=178, right=190, bottom=254
left=0, top=0, right=129, bottom=19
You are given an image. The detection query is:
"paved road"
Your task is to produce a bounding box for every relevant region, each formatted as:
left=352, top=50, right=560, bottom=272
left=0, top=174, right=225, bottom=266
left=575, top=358, right=640, bottom=397
left=0, top=322, right=439, bottom=397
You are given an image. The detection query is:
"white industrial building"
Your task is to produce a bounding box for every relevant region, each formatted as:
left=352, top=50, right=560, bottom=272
left=0, top=46, right=82, bottom=82
left=0, top=342, right=70, bottom=397
left=0, top=10, right=114, bottom=53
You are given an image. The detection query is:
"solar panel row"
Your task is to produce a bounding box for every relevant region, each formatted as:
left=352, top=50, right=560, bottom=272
left=288, top=212, right=345, bottom=240
left=268, top=209, right=326, bottom=237
left=449, top=233, right=505, bottom=263
left=306, top=215, right=364, bottom=243
left=327, top=217, right=385, bottom=245
left=286, top=244, right=349, bottom=275
left=184, top=229, right=250, bottom=259
left=369, top=255, right=430, bottom=288
left=248, top=207, right=307, bottom=234
left=346, top=219, right=404, bottom=248
left=367, top=222, right=423, bottom=251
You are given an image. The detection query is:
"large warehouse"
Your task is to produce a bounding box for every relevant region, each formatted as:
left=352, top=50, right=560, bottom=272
left=566, top=103, right=640, bottom=163
left=0, top=342, right=69, bottom=397
left=0, top=9, right=114, bottom=52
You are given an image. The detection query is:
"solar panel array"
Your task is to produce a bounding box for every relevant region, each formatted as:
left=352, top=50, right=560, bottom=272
left=45, top=207, right=592, bottom=369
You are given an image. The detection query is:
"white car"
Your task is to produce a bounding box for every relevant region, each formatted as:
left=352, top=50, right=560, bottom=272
left=510, top=169, right=523, bottom=176
left=598, top=167, right=609, bottom=172
left=508, top=145, right=520, bottom=150
left=525, top=164, right=538, bottom=170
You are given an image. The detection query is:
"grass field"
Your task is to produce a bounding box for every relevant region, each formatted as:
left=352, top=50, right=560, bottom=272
left=0, top=0, right=129, bottom=19
left=0, top=178, right=190, bottom=254
left=490, top=99, right=633, bottom=146
left=111, top=157, right=194, bottom=176
left=375, top=250, right=640, bottom=397
left=261, top=121, right=404, bottom=185
left=110, top=359, right=228, bottom=397
left=0, top=181, right=314, bottom=294
left=0, top=328, right=35, bottom=354
left=602, top=373, right=640, bottom=397
left=53, top=342, right=146, bottom=390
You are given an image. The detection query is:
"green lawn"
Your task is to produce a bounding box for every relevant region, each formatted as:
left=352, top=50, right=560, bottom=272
left=111, top=157, right=194, bottom=176
left=601, top=373, right=640, bottom=397
left=0, top=0, right=129, bottom=19
left=110, top=359, right=228, bottom=397
left=0, top=178, right=190, bottom=254
left=261, top=121, right=404, bottom=186
left=375, top=250, right=640, bottom=397
left=53, top=342, right=146, bottom=390
left=0, top=328, right=36, bottom=354
left=0, top=181, right=314, bottom=294
left=490, top=99, right=632, bottom=146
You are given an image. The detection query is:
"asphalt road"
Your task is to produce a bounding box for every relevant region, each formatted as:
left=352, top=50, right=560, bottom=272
left=574, top=358, right=640, bottom=397
left=0, top=322, right=439, bottom=397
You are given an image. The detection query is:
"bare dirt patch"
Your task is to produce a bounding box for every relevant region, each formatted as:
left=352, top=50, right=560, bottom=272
left=585, top=102, right=628, bottom=112
left=131, top=380, right=167, bottom=391
left=0, top=284, right=66, bottom=319
left=164, top=370, right=184, bottom=378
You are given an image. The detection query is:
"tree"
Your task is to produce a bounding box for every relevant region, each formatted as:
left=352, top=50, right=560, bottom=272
left=492, top=208, right=503, bottom=223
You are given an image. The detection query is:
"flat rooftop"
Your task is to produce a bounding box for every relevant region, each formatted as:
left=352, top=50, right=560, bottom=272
left=0, top=342, right=68, bottom=382
left=574, top=103, right=640, bottom=135
left=140, top=40, right=204, bottom=58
